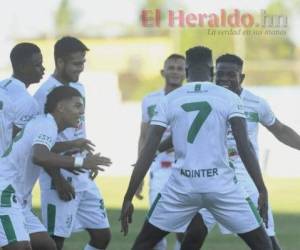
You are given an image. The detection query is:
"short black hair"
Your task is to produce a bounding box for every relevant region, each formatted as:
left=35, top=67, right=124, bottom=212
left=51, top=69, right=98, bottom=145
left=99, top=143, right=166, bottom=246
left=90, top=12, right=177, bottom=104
left=54, top=36, right=89, bottom=61
left=45, top=86, right=82, bottom=114
left=10, top=43, right=41, bottom=71
left=216, top=54, right=244, bottom=68
left=165, top=53, right=185, bottom=62
left=185, top=46, right=212, bottom=66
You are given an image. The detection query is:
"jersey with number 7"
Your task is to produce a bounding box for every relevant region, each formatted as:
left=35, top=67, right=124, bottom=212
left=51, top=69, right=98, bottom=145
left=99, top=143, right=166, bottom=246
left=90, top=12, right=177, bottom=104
left=151, top=82, right=246, bottom=193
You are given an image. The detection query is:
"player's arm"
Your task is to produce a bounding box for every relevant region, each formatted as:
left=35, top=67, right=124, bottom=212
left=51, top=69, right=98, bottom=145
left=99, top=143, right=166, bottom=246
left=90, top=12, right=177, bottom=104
left=133, top=122, right=150, bottom=200
left=157, top=135, right=173, bottom=153
left=32, top=144, right=111, bottom=171
left=265, top=119, right=300, bottom=150
left=138, top=122, right=149, bottom=155
left=51, top=138, right=95, bottom=154
left=230, top=116, right=268, bottom=225
left=121, top=125, right=165, bottom=235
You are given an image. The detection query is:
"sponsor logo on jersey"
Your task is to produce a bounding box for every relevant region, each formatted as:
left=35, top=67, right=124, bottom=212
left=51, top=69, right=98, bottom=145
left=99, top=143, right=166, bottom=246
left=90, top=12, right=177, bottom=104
left=245, top=111, right=259, bottom=122
left=147, top=105, right=157, bottom=119
left=160, top=161, right=172, bottom=168
left=180, top=168, right=218, bottom=178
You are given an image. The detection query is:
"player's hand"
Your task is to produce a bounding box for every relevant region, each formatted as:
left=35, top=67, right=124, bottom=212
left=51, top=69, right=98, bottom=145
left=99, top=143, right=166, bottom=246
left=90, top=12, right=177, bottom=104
left=134, top=180, right=144, bottom=200
left=53, top=176, right=75, bottom=201
left=258, top=188, right=268, bottom=228
left=83, top=152, right=112, bottom=171
left=71, top=138, right=95, bottom=153
left=119, top=199, right=134, bottom=236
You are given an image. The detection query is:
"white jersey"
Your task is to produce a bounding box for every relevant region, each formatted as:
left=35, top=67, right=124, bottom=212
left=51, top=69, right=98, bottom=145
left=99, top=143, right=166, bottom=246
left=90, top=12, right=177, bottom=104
left=0, top=114, right=57, bottom=208
left=0, top=77, right=39, bottom=129
left=227, top=88, right=276, bottom=194
left=0, top=89, right=15, bottom=155
left=142, top=90, right=174, bottom=190
left=34, top=76, right=90, bottom=192
left=151, top=82, right=245, bottom=193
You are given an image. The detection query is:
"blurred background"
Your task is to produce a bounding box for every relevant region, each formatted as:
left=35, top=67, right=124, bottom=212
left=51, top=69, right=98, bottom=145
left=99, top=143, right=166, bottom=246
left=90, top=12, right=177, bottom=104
left=1, top=1, right=300, bottom=249
left=1, top=0, right=300, bottom=177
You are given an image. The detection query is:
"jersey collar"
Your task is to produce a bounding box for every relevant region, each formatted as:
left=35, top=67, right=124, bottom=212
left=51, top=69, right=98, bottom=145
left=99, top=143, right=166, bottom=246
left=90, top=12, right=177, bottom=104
left=10, top=77, right=27, bottom=90
left=46, top=113, right=58, bottom=132
left=240, top=88, right=245, bottom=98
left=49, top=75, right=65, bottom=87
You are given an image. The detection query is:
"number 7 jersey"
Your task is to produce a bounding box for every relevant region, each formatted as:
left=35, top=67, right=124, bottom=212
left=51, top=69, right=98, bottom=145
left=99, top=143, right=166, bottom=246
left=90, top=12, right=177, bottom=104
left=151, top=82, right=245, bottom=193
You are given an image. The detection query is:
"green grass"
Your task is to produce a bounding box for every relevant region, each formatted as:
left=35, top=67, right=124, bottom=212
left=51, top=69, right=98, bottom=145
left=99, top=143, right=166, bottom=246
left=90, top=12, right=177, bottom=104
left=32, top=177, right=300, bottom=250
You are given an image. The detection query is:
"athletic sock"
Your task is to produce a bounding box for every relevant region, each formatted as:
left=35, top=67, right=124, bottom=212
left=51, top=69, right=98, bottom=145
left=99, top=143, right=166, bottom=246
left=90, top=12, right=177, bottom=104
left=84, top=244, right=104, bottom=250
left=173, top=239, right=181, bottom=250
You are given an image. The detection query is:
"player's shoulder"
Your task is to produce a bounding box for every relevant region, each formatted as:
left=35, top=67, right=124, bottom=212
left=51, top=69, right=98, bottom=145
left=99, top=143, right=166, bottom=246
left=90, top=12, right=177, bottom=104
left=142, top=90, right=164, bottom=103
left=70, top=81, right=84, bottom=87
left=168, top=81, right=237, bottom=99
left=29, top=113, right=55, bottom=127
left=69, top=82, right=85, bottom=94
left=34, top=77, right=57, bottom=99
left=0, top=77, right=25, bottom=94
left=38, top=76, right=59, bottom=91
left=0, top=88, right=11, bottom=102
left=0, top=78, right=12, bottom=89
left=241, top=88, right=269, bottom=107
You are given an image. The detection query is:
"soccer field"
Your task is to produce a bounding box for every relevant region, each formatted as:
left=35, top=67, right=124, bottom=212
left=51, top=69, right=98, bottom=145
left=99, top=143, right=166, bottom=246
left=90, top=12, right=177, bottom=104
left=33, top=176, right=300, bottom=250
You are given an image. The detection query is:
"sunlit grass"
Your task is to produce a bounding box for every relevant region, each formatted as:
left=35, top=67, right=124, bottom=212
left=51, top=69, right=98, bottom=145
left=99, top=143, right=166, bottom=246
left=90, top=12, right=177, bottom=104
left=32, top=176, right=300, bottom=250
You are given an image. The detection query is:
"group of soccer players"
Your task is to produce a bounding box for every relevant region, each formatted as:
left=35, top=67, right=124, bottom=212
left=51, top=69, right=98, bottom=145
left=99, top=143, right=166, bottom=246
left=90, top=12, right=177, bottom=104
left=1, top=37, right=300, bottom=250
left=0, top=37, right=112, bottom=250
left=121, top=46, right=300, bottom=250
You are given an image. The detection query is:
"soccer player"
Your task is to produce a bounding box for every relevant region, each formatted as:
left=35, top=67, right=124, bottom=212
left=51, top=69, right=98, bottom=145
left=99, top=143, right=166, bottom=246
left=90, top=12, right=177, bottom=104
left=120, top=46, right=273, bottom=250
left=0, top=42, right=58, bottom=250
left=137, top=54, right=185, bottom=250
left=0, top=43, right=44, bottom=137
left=184, top=54, right=300, bottom=250
left=34, top=37, right=111, bottom=250
left=0, top=86, right=111, bottom=250
left=0, top=89, right=15, bottom=155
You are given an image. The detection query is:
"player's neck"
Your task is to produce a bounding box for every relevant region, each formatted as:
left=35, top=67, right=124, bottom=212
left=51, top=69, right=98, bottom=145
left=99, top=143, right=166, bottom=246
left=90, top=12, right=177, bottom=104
left=52, top=72, right=70, bottom=86
left=187, top=69, right=211, bottom=83
left=237, top=87, right=243, bottom=96
left=12, top=73, right=30, bottom=88
left=164, top=83, right=178, bottom=94
left=188, top=77, right=210, bottom=83
left=51, top=113, right=66, bottom=132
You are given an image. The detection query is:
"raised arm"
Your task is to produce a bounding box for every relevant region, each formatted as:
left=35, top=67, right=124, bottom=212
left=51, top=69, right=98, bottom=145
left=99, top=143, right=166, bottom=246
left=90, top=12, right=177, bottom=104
left=51, top=138, right=95, bottom=153
left=32, top=144, right=111, bottom=171
left=266, top=119, right=300, bottom=150
left=230, top=116, right=268, bottom=225
left=121, top=125, right=165, bottom=235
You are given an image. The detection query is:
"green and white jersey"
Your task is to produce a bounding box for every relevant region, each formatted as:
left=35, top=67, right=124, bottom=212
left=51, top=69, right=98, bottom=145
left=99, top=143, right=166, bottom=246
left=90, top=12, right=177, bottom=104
left=34, top=76, right=90, bottom=192
left=0, top=89, right=15, bottom=155
left=142, top=90, right=173, bottom=143
left=142, top=90, right=164, bottom=123
left=227, top=88, right=276, bottom=194
left=0, top=114, right=57, bottom=208
left=142, top=90, right=174, bottom=191
left=151, top=82, right=245, bottom=193
left=0, top=77, right=39, bottom=129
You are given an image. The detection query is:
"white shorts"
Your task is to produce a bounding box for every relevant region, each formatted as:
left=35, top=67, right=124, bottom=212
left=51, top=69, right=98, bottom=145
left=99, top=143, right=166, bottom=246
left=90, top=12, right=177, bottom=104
left=0, top=207, right=29, bottom=247
left=148, top=182, right=262, bottom=234
left=41, top=183, right=110, bottom=238
left=23, top=206, right=46, bottom=234
left=149, top=160, right=173, bottom=205
left=200, top=191, right=275, bottom=236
